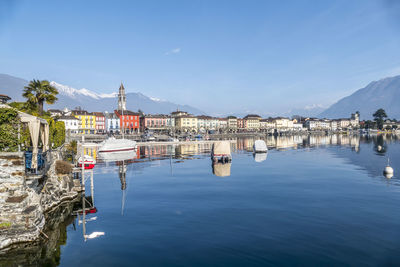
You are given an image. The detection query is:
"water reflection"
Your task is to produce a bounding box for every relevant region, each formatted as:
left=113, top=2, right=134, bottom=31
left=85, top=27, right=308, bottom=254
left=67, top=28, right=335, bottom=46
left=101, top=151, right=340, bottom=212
left=118, top=160, right=127, bottom=215
left=212, top=162, right=231, bottom=177
left=0, top=202, right=77, bottom=267
left=2, top=134, right=400, bottom=266
left=253, top=152, right=267, bottom=162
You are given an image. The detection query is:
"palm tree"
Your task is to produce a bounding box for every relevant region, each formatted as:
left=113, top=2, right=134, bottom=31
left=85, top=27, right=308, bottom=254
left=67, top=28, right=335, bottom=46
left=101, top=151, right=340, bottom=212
left=22, top=79, right=58, bottom=115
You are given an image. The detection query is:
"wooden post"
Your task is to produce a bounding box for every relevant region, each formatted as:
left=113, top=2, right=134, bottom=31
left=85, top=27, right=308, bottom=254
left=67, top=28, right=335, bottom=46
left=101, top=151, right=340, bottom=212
left=90, top=170, right=94, bottom=207
left=81, top=135, right=85, bottom=190
left=82, top=191, right=86, bottom=242
left=18, top=123, right=21, bottom=152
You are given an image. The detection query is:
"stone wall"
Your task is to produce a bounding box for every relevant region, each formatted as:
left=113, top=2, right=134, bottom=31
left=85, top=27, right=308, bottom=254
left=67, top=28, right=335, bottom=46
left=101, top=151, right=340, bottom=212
left=0, top=151, right=80, bottom=250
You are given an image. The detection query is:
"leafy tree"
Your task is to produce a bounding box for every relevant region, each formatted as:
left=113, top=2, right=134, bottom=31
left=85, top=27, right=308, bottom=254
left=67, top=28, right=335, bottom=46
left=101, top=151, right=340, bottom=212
left=0, top=108, right=29, bottom=151
left=22, top=79, right=58, bottom=115
left=8, top=101, right=38, bottom=114
left=47, top=118, right=65, bottom=148
left=373, top=108, right=388, bottom=130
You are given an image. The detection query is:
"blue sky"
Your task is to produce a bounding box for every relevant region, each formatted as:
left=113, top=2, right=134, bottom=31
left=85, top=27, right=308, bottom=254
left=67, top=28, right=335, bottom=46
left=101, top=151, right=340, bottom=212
left=1, top=0, right=400, bottom=116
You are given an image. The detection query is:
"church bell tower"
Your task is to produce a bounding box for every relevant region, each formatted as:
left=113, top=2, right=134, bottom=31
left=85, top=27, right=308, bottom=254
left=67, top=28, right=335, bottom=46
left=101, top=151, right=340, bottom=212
left=118, top=82, right=126, bottom=111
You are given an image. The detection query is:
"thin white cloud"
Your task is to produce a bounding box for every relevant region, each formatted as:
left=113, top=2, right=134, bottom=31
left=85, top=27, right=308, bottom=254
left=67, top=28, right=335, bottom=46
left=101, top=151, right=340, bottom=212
left=165, top=48, right=181, bottom=55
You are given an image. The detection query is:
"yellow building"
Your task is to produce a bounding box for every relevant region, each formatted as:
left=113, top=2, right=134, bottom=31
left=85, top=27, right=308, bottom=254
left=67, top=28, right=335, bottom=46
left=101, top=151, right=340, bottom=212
left=243, top=114, right=261, bottom=130
left=175, top=115, right=198, bottom=132
left=74, top=110, right=96, bottom=134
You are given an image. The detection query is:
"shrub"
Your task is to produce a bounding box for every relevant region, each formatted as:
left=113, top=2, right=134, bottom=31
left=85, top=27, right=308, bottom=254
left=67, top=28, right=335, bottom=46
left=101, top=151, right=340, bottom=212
left=0, top=108, right=19, bottom=151
left=55, top=160, right=72, bottom=174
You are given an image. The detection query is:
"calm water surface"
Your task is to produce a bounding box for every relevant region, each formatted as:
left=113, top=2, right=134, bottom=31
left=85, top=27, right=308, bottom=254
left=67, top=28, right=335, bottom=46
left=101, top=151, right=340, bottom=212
left=2, top=135, right=400, bottom=266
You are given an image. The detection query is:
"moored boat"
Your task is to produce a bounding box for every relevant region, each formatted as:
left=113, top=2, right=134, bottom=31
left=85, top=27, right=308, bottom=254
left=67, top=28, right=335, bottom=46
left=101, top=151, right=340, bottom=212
left=211, top=141, right=232, bottom=163
left=98, top=137, right=137, bottom=153
left=253, top=140, right=268, bottom=153
left=78, top=155, right=96, bottom=169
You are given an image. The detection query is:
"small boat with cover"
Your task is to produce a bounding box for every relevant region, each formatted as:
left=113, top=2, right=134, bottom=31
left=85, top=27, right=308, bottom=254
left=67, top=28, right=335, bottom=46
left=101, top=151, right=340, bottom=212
left=211, top=141, right=232, bottom=163
left=253, top=140, right=268, bottom=153
left=98, top=137, right=137, bottom=153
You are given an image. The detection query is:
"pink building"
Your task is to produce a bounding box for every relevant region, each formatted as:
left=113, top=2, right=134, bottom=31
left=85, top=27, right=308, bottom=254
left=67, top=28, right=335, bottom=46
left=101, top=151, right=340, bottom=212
left=93, top=112, right=106, bottom=133
left=237, top=118, right=247, bottom=129
left=140, top=115, right=168, bottom=131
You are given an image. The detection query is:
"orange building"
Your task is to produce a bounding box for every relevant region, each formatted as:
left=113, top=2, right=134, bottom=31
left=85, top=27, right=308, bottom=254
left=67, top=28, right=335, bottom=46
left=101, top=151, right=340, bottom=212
left=114, top=110, right=140, bottom=133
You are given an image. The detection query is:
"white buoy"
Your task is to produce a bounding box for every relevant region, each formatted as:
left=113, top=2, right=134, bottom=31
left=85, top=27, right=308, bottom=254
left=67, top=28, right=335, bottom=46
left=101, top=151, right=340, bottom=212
left=377, top=145, right=382, bottom=151
left=383, top=158, right=394, bottom=178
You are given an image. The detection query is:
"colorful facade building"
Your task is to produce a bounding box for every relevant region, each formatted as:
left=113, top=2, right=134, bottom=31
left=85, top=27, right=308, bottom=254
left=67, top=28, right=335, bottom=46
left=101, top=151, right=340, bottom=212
left=243, top=114, right=261, bottom=130
left=237, top=118, right=247, bottom=130
left=197, top=115, right=218, bottom=132
left=114, top=110, right=140, bottom=133
left=218, top=118, right=228, bottom=130
left=105, top=112, right=120, bottom=133
left=93, top=112, right=106, bottom=134
left=140, top=114, right=170, bottom=132
left=227, top=116, right=238, bottom=130
left=73, top=110, right=96, bottom=134
left=273, top=117, right=293, bottom=129
left=175, top=114, right=198, bottom=133
left=59, top=115, right=80, bottom=134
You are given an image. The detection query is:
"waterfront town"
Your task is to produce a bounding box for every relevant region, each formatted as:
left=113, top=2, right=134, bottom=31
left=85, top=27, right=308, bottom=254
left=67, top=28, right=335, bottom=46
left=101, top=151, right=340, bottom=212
left=0, top=80, right=399, bottom=259
left=2, top=84, right=395, bottom=139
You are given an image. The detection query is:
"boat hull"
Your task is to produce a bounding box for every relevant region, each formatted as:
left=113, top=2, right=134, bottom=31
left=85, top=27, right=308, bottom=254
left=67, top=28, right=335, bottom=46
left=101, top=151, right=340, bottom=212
left=78, top=163, right=96, bottom=169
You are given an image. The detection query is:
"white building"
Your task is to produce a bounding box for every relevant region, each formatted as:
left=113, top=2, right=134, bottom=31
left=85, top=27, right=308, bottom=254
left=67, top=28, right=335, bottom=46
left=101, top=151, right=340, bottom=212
left=273, top=117, right=293, bottom=129
left=197, top=116, right=218, bottom=131
left=105, top=112, right=120, bottom=133
left=217, top=118, right=228, bottom=130
left=59, top=116, right=80, bottom=134
left=293, top=123, right=304, bottom=130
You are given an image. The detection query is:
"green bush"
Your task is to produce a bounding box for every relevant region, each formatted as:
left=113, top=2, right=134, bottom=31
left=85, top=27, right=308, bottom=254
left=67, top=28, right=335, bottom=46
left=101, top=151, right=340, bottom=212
left=0, top=108, right=19, bottom=151
left=47, top=118, right=65, bottom=148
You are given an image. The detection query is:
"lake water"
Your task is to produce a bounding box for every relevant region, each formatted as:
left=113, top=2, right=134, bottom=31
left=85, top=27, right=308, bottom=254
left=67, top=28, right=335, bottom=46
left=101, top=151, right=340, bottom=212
left=2, top=134, right=400, bottom=266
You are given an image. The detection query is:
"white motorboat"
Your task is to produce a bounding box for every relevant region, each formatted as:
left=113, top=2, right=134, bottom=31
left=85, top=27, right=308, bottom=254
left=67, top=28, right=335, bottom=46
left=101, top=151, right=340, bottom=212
left=98, top=137, right=137, bottom=153
left=253, top=140, right=268, bottom=153
left=98, top=149, right=137, bottom=162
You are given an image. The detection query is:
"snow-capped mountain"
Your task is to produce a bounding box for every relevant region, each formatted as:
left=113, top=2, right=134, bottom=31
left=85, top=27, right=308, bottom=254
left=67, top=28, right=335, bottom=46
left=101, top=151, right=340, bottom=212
left=50, top=81, right=117, bottom=99
left=0, top=74, right=204, bottom=115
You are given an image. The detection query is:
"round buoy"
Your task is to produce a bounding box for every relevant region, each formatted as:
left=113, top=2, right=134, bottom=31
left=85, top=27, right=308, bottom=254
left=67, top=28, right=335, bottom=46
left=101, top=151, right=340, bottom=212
left=377, top=145, right=382, bottom=151
left=384, top=166, right=394, bottom=175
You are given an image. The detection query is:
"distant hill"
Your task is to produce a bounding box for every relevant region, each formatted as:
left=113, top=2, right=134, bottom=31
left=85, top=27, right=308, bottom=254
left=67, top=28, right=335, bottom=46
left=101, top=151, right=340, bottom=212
left=0, top=74, right=204, bottom=115
left=320, top=75, right=400, bottom=119
left=0, top=74, right=28, bottom=102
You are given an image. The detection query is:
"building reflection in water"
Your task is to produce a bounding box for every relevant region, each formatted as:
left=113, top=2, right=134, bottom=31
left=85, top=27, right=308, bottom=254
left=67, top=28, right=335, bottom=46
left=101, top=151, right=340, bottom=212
left=119, top=160, right=127, bottom=215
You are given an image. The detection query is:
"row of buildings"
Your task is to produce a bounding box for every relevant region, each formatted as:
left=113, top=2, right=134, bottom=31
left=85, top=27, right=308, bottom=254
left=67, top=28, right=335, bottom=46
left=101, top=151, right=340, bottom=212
left=53, top=108, right=361, bottom=135
left=49, top=84, right=362, bottom=134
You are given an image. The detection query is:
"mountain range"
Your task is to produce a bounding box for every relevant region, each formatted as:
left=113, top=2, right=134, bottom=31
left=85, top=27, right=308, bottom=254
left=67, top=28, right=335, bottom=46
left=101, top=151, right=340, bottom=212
left=319, top=75, right=400, bottom=119
left=0, top=74, right=204, bottom=115
left=1, top=73, right=399, bottom=119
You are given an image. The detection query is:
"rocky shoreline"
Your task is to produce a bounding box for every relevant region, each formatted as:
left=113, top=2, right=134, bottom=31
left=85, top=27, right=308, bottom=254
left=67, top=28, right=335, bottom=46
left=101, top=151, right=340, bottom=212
left=0, top=151, right=81, bottom=251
